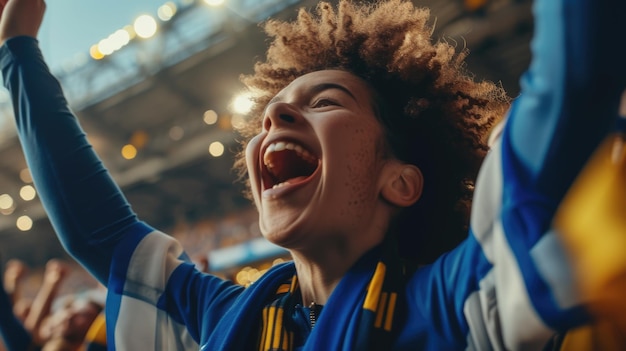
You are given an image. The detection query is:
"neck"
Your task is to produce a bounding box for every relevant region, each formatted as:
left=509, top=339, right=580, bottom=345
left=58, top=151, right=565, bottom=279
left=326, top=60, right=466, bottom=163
left=285, top=199, right=396, bottom=306
left=290, top=236, right=381, bottom=306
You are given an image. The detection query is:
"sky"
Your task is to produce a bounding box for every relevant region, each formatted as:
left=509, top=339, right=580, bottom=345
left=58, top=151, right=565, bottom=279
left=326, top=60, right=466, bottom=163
left=39, top=0, right=170, bottom=70
left=0, top=1, right=171, bottom=136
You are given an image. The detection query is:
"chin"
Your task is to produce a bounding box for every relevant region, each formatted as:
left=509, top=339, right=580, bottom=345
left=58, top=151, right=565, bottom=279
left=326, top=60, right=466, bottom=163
left=259, top=211, right=315, bottom=250
left=260, top=216, right=297, bottom=246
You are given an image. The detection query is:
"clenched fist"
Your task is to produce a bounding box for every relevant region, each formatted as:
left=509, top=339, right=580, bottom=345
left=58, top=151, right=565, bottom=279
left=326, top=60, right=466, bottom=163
left=0, top=0, right=46, bottom=46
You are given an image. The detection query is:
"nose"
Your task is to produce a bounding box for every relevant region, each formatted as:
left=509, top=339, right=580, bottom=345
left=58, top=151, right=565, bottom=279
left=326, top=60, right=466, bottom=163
left=263, top=101, right=300, bottom=132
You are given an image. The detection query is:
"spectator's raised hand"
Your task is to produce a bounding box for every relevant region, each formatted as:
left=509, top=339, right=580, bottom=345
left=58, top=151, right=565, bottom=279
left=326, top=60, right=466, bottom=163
left=0, top=0, right=46, bottom=46
left=3, top=259, right=28, bottom=304
left=42, top=259, right=67, bottom=286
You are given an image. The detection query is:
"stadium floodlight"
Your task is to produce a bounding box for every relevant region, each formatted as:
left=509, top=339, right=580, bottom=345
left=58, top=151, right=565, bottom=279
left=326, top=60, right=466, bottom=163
left=231, top=92, right=254, bottom=115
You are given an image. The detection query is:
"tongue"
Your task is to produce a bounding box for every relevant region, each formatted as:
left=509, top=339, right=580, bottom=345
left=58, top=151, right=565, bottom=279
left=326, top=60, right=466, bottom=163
left=281, top=176, right=309, bottom=185
left=268, top=149, right=317, bottom=184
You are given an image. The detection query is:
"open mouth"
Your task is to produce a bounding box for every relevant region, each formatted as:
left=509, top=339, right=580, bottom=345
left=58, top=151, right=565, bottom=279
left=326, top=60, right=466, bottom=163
left=262, top=140, right=319, bottom=190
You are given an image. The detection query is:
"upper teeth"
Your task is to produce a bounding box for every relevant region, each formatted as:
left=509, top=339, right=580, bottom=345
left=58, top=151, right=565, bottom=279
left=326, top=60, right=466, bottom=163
left=263, top=141, right=317, bottom=167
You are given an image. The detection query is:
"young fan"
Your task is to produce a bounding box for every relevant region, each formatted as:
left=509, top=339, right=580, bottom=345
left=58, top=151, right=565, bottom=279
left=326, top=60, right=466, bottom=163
left=0, top=0, right=624, bottom=349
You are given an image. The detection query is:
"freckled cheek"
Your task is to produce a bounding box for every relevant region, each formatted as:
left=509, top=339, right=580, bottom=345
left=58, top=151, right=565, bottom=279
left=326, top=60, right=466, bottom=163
left=337, top=125, right=381, bottom=218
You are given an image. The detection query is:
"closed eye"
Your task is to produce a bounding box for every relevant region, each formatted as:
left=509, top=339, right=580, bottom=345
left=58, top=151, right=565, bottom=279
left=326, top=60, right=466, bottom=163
left=311, top=98, right=339, bottom=108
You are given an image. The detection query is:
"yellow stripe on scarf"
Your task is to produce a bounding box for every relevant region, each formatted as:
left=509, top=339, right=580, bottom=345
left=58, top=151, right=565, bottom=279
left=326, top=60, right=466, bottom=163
left=259, top=277, right=296, bottom=351
left=364, top=262, right=386, bottom=312
left=262, top=306, right=293, bottom=351
left=385, top=292, right=397, bottom=332
left=260, top=305, right=269, bottom=349
left=83, top=312, right=106, bottom=346
left=365, top=262, right=397, bottom=332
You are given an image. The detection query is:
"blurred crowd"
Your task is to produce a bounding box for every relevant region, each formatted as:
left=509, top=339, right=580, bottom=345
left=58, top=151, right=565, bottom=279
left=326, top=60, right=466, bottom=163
left=1, top=258, right=106, bottom=351
left=0, top=206, right=270, bottom=350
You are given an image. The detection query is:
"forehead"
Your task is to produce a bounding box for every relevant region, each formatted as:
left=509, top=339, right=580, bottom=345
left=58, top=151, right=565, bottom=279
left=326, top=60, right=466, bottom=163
left=274, top=70, right=373, bottom=101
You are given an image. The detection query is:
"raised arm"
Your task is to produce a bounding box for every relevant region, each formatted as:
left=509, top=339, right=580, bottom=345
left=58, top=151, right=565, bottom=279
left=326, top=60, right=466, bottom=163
left=473, top=0, right=626, bottom=347
left=0, top=3, right=247, bottom=348
left=507, top=0, right=626, bottom=189
left=0, top=0, right=153, bottom=283
left=407, top=0, right=626, bottom=349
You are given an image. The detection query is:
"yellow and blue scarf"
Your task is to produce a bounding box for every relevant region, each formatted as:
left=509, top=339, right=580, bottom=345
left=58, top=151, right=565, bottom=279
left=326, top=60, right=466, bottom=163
left=258, top=243, right=407, bottom=351
left=199, top=242, right=407, bottom=350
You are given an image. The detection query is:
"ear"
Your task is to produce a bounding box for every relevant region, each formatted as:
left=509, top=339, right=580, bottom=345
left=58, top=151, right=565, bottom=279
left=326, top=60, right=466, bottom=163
left=380, top=162, right=423, bottom=207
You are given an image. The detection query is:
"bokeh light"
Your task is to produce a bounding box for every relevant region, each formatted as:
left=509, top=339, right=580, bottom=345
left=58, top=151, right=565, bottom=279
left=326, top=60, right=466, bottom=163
left=122, top=144, right=138, bottom=160
left=203, top=110, right=219, bottom=125
left=0, top=194, right=14, bottom=211
left=16, top=216, right=33, bottom=231
left=134, top=15, right=158, bottom=39
left=169, top=126, right=185, bottom=141
left=209, top=141, right=225, bottom=157
left=19, top=168, right=32, bottom=183
left=158, top=2, right=177, bottom=21
left=19, top=185, right=37, bottom=201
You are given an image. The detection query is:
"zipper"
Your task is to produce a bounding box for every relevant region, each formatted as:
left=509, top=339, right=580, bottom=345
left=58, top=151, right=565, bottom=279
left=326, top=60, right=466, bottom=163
left=309, top=302, right=318, bottom=329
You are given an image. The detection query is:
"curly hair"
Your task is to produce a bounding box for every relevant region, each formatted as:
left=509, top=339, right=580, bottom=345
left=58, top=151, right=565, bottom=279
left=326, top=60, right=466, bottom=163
left=234, top=0, right=510, bottom=263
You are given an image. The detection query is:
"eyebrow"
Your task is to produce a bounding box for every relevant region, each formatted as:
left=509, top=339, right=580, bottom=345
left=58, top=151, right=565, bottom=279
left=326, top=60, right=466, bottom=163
left=267, top=82, right=358, bottom=106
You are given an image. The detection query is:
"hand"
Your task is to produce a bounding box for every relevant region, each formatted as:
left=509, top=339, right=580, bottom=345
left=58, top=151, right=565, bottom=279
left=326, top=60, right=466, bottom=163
left=43, top=259, right=67, bottom=285
left=3, top=259, right=28, bottom=292
left=0, top=0, right=46, bottom=46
